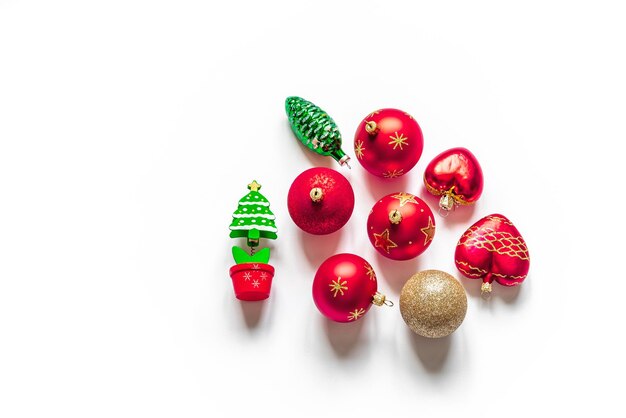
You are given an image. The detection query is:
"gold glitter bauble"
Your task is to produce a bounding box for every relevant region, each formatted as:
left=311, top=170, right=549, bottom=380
left=400, top=270, right=467, bottom=338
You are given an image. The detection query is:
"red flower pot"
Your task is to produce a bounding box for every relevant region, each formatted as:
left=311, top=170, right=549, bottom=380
left=229, top=263, right=275, bottom=301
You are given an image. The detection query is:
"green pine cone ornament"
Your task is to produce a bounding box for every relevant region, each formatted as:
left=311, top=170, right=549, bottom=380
left=285, top=96, right=351, bottom=167
left=229, top=180, right=278, bottom=249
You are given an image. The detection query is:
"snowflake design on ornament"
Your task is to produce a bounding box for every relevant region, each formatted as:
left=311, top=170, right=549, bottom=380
left=329, top=277, right=348, bottom=297
left=260, top=272, right=268, bottom=281
left=368, top=110, right=381, bottom=118
left=382, top=169, right=404, bottom=179
left=243, top=272, right=252, bottom=281
left=348, top=308, right=366, bottom=321
left=355, top=140, right=365, bottom=159
left=364, top=263, right=376, bottom=281
left=252, top=279, right=260, bottom=288
left=388, top=132, right=409, bottom=150
left=252, top=264, right=260, bottom=270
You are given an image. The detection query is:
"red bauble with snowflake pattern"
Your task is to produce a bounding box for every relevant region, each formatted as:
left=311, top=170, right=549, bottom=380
left=367, top=192, right=436, bottom=260
left=354, top=108, right=424, bottom=178
left=312, top=253, right=390, bottom=323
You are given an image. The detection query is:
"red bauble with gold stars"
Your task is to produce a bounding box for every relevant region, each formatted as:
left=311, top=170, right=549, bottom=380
left=312, top=253, right=390, bottom=323
left=367, top=192, right=436, bottom=260
left=287, top=167, right=355, bottom=235
left=354, top=108, right=424, bottom=178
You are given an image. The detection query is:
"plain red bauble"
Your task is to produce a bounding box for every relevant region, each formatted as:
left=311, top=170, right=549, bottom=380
left=312, top=253, right=379, bottom=323
left=354, top=108, right=424, bottom=178
left=287, top=167, right=355, bottom=235
left=367, top=192, right=436, bottom=260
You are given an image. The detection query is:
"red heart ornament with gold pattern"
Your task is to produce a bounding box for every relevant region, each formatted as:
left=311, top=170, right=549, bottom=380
left=367, top=192, right=435, bottom=260
left=354, top=108, right=424, bottom=178
left=312, top=253, right=391, bottom=323
left=455, top=214, right=530, bottom=295
left=424, top=147, right=484, bottom=214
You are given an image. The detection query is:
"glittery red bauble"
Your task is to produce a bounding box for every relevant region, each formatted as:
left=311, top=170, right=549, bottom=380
left=354, top=108, right=424, bottom=178
left=287, top=167, right=354, bottom=235
left=455, top=214, right=530, bottom=294
left=424, top=147, right=484, bottom=213
left=367, top=192, right=435, bottom=260
left=312, top=253, right=380, bottom=322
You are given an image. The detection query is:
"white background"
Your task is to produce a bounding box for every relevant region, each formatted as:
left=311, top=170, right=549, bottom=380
left=1, top=1, right=625, bottom=417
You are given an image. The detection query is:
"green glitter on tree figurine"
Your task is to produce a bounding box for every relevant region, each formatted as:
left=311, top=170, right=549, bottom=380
left=229, top=180, right=277, bottom=264
left=285, top=96, right=351, bottom=168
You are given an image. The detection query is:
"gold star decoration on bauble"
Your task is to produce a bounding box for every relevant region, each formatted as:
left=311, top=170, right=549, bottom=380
left=373, top=229, right=398, bottom=254
left=348, top=308, right=366, bottom=321
left=388, top=132, right=409, bottom=150
left=421, top=217, right=436, bottom=245
left=355, top=140, right=365, bottom=159
left=391, top=192, right=418, bottom=207
left=382, top=169, right=404, bottom=178
left=364, top=263, right=376, bottom=281
left=329, top=277, right=348, bottom=297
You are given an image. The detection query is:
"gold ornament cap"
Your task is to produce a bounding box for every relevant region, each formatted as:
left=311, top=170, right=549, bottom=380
left=389, top=209, right=403, bottom=224
left=310, top=187, right=324, bottom=202
left=372, top=291, right=394, bottom=307
left=365, top=121, right=379, bottom=135
left=481, top=282, right=493, bottom=298
left=399, top=270, right=467, bottom=338
left=439, top=193, right=455, bottom=212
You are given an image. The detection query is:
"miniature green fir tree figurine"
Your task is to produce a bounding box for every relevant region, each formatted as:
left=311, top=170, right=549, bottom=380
left=229, top=180, right=277, bottom=264
left=228, top=181, right=278, bottom=301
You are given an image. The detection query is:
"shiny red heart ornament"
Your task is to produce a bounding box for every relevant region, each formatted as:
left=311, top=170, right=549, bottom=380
left=455, top=214, right=530, bottom=295
left=424, top=147, right=483, bottom=214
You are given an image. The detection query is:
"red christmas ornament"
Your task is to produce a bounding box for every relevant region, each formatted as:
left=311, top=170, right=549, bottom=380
left=354, top=108, right=424, bottom=178
left=424, top=147, right=484, bottom=214
left=287, top=167, right=354, bottom=235
left=312, top=253, right=390, bottom=322
left=455, top=214, right=530, bottom=296
left=367, top=192, right=435, bottom=260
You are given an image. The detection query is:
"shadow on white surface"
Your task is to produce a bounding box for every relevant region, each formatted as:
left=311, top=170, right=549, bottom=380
left=407, top=329, right=452, bottom=373
left=375, top=252, right=422, bottom=294
left=323, top=317, right=366, bottom=358
left=238, top=299, right=269, bottom=329
left=298, top=229, right=342, bottom=269
left=363, top=171, right=409, bottom=200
